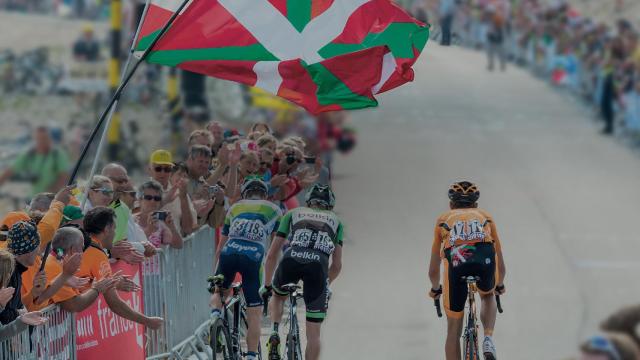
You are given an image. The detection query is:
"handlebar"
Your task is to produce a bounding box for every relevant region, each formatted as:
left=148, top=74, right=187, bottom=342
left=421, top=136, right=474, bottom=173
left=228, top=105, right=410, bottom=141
left=496, top=295, right=503, bottom=314
left=434, top=299, right=442, bottom=318
left=262, top=292, right=271, bottom=317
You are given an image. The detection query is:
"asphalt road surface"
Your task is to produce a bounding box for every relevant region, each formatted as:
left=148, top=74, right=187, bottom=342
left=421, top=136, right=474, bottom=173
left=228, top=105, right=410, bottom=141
left=322, top=44, right=640, bottom=359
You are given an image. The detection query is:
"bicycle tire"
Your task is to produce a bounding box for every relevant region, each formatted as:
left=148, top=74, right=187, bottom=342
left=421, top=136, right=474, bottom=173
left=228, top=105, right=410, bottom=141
left=464, top=328, right=480, bottom=359
left=286, top=333, right=299, bottom=360
left=210, top=318, right=234, bottom=360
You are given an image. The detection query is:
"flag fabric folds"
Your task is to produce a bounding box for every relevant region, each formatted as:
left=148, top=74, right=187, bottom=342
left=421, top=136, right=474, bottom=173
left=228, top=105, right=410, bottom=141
left=135, top=0, right=429, bottom=114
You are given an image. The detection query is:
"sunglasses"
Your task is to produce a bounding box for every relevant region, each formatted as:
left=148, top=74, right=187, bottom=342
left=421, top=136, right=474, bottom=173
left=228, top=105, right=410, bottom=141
left=142, top=194, right=162, bottom=202
left=92, top=188, right=114, bottom=196
left=583, top=336, right=621, bottom=360
left=154, top=166, right=173, bottom=173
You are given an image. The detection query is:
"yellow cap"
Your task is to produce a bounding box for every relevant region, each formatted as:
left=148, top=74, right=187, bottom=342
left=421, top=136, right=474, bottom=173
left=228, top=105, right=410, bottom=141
left=83, top=23, right=94, bottom=33
left=150, top=150, right=173, bottom=165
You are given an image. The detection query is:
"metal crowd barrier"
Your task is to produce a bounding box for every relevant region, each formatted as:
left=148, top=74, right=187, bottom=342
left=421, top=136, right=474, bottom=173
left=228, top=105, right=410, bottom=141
left=143, top=226, right=216, bottom=359
left=0, top=304, right=76, bottom=360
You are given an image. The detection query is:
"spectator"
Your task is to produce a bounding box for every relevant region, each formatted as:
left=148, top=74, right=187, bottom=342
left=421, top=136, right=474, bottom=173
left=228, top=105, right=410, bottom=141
left=600, top=303, right=640, bottom=348
left=134, top=181, right=183, bottom=249
left=0, top=212, right=30, bottom=250
left=101, top=163, right=152, bottom=260
left=148, top=150, right=174, bottom=190
left=439, top=0, right=456, bottom=46
left=250, top=122, right=273, bottom=135
left=185, top=145, right=213, bottom=199
left=149, top=152, right=195, bottom=236
left=73, top=24, right=100, bottom=62
left=207, top=121, right=225, bottom=157
left=257, top=134, right=278, bottom=153
left=579, top=332, right=640, bottom=360
left=0, top=126, right=70, bottom=196
left=26, top=192, right=55, bottom=223
left=20, top=227, right=85, bottom=311
left=78, top=207, right=163, bottom=329
left=115, top=183, right=137, bottom=212
left=187, top=129, right=214, bottom=149
left=61, top=205, right=84, bottom=227
left=0, top=221, right=41, bottom=324
left=44, top=226, right=118, bottom=312
left=83, top=175, right=114, bottom=210
left=0, top=250, right=47, bottom=338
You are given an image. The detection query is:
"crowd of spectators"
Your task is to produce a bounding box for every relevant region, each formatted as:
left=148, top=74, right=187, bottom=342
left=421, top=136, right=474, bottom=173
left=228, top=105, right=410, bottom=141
left=0, top=109, right=354, bottom=341
left=419, top=0, right=640, bottom=139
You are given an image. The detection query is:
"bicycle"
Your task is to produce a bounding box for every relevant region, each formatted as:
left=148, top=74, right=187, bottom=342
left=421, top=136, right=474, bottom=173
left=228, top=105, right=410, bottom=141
left=207, top=274, right=262, bottom=360
left=434, top=276, right=503, bottom=360
left=265, top=283, right=304, bottom=360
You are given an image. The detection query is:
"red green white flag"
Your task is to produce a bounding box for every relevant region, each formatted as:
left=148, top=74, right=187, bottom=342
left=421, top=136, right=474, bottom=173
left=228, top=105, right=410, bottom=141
left=135, top=0, right=429, bottom=114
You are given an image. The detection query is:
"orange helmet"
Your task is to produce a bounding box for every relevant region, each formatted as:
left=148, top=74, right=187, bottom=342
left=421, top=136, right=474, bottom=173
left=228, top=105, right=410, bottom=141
left=448, top=181, right=480, bottom=204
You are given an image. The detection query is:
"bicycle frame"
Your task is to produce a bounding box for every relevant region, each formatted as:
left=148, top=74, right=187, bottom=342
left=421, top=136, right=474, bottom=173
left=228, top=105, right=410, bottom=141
left=463, top=277, right=480, bottom=360
left=284, top=289, right=304, bottom=360
left=216, top=283, right=245, bottom=360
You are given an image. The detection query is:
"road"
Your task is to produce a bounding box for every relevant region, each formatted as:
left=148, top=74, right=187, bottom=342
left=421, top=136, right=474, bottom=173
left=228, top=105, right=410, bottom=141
left=323, top=44, right=640, bottom=359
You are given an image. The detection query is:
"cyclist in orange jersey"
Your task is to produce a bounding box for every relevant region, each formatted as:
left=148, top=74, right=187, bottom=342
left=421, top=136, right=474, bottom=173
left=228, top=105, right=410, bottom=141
left=428, top=181, right=507, bottom=360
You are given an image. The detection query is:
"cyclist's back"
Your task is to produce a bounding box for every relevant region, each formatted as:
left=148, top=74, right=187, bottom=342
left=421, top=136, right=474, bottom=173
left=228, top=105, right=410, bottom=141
left=272, top=205, right=343, bottom=321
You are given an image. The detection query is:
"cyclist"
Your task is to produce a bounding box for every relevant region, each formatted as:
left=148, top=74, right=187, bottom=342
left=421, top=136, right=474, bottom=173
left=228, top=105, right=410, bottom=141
left=262, top=184, right=344, bottom=360
left=428, top=181, right=506, bottom=360
left=209, top=177, right=282, bottom=360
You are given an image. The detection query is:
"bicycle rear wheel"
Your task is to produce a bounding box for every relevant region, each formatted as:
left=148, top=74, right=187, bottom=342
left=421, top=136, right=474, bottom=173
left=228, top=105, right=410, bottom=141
left=463, top=326, right=479, bottom=360
left=286, top=333, right=302, bottom=360
left=210, top=318, right=234, bottom=360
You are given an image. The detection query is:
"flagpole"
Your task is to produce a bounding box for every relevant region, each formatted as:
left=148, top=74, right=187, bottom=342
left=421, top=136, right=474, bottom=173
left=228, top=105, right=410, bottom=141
left=79, top=0, right=153, bottom=208
left=68, top=0, right=192, bottom=188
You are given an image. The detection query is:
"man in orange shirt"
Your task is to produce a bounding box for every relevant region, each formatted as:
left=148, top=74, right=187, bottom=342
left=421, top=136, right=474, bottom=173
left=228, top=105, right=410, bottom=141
left=45, top=227, right=117, bottom=312
left=78, top=207, right=163, bottom=329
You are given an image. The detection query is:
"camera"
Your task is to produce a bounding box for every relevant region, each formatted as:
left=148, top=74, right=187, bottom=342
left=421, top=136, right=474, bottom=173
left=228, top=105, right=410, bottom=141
left=286, top=154, right=297, bottom=165
left=152, top=211, right=168, bottom=221
left=208, top=185, right=220, bottom=197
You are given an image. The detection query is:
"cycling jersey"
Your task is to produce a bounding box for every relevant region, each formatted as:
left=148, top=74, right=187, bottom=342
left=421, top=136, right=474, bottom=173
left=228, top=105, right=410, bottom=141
left=217, top=199, right=282, bottom=307
left=431, top=208, right=502, bottom=257
left=222, top=199, right=283, bottom=248
left=431, top=208, right=502, bottom=319
left=273, top=207, right=344, bottom=322
left=276, top=207, right=344, bottom=256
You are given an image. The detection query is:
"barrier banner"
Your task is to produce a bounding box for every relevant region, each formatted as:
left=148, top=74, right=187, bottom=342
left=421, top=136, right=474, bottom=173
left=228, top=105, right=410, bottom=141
left=75, top=261, right=145, bottom=360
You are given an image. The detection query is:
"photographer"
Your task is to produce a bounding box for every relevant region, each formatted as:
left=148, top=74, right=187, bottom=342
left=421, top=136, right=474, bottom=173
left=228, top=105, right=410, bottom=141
left=133, top=181, right=183, bottom=249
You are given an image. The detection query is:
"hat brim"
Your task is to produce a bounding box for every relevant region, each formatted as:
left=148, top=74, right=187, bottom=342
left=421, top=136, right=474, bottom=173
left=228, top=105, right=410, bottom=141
left=151, top=161, right=174, bottom=166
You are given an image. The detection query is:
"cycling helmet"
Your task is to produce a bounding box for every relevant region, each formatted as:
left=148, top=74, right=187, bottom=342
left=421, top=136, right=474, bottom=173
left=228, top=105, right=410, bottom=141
left=305, top=184, right=336, bottom=209
left=448, top=181, right=480, bottom=204
left=241, top=176, right=268, bottom=198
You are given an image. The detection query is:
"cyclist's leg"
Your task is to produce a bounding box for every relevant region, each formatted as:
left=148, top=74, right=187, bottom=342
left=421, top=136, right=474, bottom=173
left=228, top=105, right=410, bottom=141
left=443, top=257, right=467, bottom=360
left=209, top=252, right=236, bottom=311
left=475, top=243, right=497, bottom=337
left=237, top=253, right=264, bottom=354
left=301, top=259, right=329, bottom=360
left=446, top=317, right=464, bottom=360
left=271, top=256, right=301, bottom=325
left=305, top=321, right=322, bottom=360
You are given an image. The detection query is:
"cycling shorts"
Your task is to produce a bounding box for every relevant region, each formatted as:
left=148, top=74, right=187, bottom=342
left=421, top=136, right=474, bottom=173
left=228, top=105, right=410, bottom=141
left=272, top=247, right=330, bottom=323
left=443, top=242, right=496, bottom=319
left=215, top=239, right=264, bottom=307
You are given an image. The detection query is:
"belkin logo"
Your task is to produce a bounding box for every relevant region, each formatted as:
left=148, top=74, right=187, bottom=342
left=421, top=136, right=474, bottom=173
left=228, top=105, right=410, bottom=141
left=291, top=250, right=320, bottom=261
